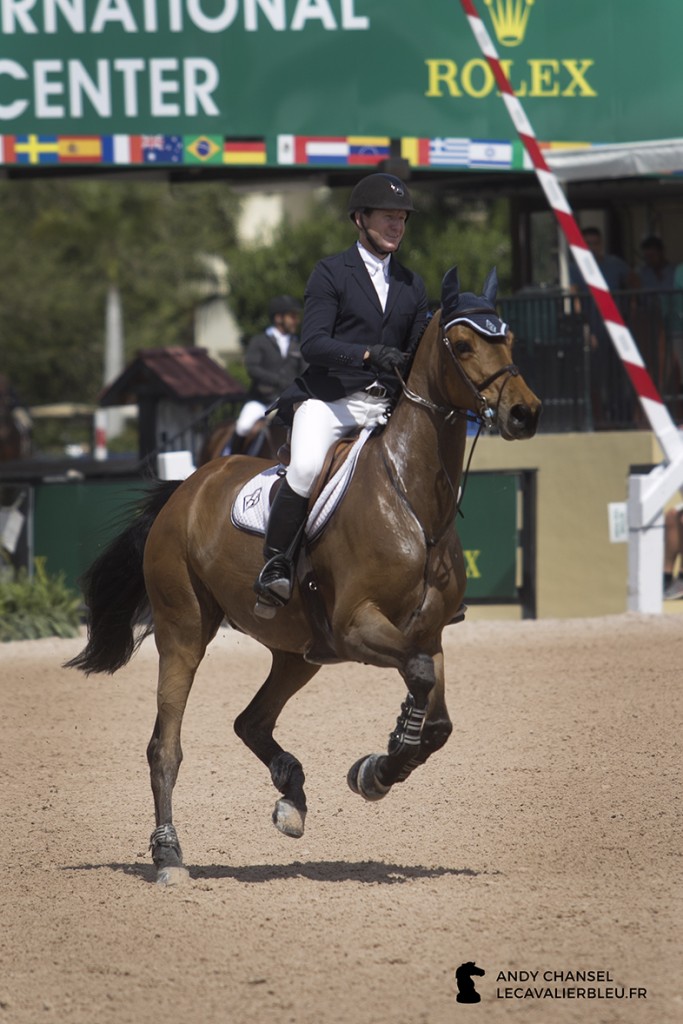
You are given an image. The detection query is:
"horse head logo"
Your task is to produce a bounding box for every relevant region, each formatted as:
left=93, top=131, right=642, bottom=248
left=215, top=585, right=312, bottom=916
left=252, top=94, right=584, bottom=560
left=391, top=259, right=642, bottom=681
left=455, top=961, right=486, bottom=1003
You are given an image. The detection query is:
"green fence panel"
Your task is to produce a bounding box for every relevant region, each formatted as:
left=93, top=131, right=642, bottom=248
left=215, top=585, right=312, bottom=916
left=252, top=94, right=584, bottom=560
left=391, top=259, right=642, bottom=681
left=458, top=472, right=519, bottom=601
left=33, top=478, right=148, bottom=592
left=30, top=471, right=526, bottom=603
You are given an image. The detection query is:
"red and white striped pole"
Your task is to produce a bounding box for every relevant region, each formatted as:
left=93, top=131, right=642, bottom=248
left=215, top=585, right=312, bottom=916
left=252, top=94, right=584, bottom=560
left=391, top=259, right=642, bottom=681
left=459, top=0, right=683, bottom=465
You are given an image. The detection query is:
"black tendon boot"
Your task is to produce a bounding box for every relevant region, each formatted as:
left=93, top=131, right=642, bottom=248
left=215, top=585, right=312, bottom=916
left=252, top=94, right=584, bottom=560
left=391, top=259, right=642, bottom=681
left=253, top=478, right=309, bottom=607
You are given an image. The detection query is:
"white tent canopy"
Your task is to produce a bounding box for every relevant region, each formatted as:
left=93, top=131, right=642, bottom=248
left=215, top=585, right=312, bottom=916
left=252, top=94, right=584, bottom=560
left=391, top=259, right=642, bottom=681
left=544, top=138, right=683, bottom=182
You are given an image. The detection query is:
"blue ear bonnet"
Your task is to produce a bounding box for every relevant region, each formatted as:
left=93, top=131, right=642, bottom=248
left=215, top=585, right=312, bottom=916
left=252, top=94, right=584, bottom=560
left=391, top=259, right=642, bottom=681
left=440, top=266, right=508, bottom=338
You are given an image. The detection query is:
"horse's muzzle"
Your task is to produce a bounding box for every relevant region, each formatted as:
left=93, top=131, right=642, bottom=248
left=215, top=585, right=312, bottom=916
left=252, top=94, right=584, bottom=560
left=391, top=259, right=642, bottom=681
left=499, top=399, right=542, bottom=440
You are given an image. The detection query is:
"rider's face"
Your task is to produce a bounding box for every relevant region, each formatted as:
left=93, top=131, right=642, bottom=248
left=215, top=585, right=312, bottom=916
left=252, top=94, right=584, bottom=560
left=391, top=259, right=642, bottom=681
left=358, top=208, right=407, bottom=253
left=281, top=311, right=300, bottom=334
left=274, top=311, right=300, bottom=335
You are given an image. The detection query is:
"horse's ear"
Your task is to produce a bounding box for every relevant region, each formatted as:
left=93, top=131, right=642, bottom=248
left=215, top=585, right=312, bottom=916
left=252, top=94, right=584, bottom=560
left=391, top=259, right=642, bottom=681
left=441, top=265, right=460, bottom=309
left=482, top=267, right=498, bottom=306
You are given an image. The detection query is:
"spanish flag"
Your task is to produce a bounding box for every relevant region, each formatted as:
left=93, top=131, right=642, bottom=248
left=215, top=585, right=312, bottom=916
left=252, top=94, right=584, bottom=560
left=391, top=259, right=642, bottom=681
left=58, top=136, right=103, bottom=162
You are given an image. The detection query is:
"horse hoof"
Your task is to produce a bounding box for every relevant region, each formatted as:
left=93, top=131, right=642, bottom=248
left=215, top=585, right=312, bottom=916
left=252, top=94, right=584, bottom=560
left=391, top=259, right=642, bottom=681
left=347, top=754, right=391, bottom=802
left=273, top=798, right=305, bottom=838
left=156, top=865, right=190, bottom=887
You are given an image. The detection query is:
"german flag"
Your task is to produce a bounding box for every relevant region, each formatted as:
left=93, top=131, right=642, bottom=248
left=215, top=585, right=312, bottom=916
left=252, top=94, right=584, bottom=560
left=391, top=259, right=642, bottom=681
left=223, top=137, right=267, bottom=165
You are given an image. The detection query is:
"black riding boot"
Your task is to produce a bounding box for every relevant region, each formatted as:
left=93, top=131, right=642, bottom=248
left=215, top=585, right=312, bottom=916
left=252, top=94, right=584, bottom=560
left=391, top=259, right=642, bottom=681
left=230, top=432, right=247, bottom=455
left=253, top=478, right=309, bottom=607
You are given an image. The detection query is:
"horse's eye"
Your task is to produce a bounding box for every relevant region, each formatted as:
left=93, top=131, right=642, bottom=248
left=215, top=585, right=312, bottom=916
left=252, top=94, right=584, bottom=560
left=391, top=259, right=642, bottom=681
left=454, top=341, right=473, bottom=355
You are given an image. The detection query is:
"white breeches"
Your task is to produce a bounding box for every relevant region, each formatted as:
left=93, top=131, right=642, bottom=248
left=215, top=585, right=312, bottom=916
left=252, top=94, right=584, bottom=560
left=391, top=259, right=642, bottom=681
left=286, top=392, right=390, bottom=497
left=235, top=400, right=268, bottom=436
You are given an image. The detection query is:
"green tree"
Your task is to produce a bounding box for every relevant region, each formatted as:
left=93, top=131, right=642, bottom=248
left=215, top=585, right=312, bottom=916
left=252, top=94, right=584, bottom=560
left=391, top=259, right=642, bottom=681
left=0, top=180, right=239, bottom=405
left=0, top=177, right=510, bottom=407
left=401, top=189, right=512, bottom=303
left=225, top=190, right=351, bottom=340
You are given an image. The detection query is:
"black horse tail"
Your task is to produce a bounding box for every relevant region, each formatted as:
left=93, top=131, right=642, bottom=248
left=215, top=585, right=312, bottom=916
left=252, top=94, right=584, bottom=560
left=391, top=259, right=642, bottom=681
left=64, top=481, right=181, bottom=676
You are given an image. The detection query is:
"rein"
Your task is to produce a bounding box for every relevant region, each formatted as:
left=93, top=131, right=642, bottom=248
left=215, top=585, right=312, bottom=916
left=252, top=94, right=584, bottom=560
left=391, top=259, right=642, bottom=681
left=395, top=317, right=520, bottom=427
left=392, top=315, right=521, bottom=521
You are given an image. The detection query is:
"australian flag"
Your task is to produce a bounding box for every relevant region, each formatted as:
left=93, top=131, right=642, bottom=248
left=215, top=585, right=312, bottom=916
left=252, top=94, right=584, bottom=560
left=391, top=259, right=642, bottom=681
left=141, top=135, right=184, bottom=164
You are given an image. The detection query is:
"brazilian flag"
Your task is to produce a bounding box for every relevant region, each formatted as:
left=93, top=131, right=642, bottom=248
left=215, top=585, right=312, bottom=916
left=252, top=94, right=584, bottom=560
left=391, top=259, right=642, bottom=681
left=184, top=135, right=223, bottom=165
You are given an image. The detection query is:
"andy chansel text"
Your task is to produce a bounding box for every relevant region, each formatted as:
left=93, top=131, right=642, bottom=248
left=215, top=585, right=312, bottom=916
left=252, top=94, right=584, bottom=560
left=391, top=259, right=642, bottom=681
left=496, top=970, right=647, bottom=1000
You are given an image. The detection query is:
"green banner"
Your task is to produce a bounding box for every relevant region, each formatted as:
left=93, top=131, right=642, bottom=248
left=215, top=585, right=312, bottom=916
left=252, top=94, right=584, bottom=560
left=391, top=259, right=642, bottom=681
left=0, top=1, right=680, bottom=167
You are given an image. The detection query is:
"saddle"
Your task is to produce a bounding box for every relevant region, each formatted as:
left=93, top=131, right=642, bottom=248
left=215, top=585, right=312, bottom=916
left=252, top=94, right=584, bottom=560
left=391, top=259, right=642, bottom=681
left=271, top=432, right=360, bottom=511
left=230, top=428, right=372, bottom=541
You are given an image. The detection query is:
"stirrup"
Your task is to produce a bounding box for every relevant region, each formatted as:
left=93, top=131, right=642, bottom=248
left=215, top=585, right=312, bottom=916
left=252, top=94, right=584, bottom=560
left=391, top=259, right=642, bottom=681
left=253, top=554, right=293, bottom=607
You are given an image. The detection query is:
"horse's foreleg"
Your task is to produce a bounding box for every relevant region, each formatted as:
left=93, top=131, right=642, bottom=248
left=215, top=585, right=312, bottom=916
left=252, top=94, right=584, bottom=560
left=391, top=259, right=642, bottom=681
left=416, top=650, right=453, bottom=759
left=234, top=650, right=320, bottom=839
left=345, top=607, right=452, bottom=800
left=379, top=649, right=452, bottom=785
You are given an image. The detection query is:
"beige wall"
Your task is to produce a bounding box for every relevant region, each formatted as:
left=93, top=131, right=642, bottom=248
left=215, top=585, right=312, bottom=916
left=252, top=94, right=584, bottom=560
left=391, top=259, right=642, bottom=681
left=465, top=430, right=664, bottom=620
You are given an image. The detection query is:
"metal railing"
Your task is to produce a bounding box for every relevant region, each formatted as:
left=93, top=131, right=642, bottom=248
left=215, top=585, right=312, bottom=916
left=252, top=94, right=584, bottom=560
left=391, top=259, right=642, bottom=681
left=499, top=287, right=683, bottom=432
left=152, top=287, right=683, bottom=450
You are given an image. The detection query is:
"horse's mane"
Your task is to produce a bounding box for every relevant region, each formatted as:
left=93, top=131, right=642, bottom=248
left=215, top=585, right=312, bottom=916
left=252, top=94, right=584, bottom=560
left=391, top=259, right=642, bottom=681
left=417, top=309, right=440, bottom=345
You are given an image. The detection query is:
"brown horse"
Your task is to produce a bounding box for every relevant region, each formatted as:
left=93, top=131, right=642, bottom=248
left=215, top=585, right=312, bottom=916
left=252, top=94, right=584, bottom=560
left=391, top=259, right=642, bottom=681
left=198, top=415, right=287, bottom=465
left=66, top=268, right=541, bottom=885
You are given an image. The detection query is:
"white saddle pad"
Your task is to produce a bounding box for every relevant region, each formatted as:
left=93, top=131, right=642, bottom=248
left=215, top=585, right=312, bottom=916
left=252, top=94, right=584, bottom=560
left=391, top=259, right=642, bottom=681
left=231, top=428, right=371, bottom=541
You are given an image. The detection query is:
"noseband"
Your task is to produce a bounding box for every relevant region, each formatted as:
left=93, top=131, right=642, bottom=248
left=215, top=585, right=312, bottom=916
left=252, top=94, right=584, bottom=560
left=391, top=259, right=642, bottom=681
left=397, top=313, right=520, bottom=426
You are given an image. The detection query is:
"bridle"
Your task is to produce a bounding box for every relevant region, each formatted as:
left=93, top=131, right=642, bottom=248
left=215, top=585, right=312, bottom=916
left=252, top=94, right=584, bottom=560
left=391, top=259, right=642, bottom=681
left=392, top=312, right=522, bottom=523
left=397, top=311, right=521, bottom=427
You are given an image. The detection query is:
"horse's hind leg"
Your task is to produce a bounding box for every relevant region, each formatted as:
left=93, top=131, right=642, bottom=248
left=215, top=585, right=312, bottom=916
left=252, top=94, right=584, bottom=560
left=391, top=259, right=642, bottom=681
left=147, top=610, right=220, bottom=885
left=348, top=648, right=452, bottom=801
left=234, top=650, right=320, bottom=839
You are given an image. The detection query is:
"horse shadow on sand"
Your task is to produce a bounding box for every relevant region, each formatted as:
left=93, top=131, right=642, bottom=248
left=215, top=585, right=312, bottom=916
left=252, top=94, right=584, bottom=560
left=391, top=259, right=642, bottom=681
left=65, top=860, right=492, bottom=886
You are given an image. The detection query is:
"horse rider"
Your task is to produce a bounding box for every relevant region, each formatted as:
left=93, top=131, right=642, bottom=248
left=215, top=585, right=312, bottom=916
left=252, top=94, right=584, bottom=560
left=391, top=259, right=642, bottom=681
left=253, top=171, right=429, bottom=609
left=230, top=294, right=306, bottom=456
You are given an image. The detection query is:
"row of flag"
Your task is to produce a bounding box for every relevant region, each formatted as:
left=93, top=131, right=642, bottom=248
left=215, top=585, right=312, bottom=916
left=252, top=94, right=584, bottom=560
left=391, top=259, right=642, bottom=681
left=0, top=134, right=268, bottom=167
left=278, top=134, right=590, bottom=170
left=0, top=132, right=592, bottom=169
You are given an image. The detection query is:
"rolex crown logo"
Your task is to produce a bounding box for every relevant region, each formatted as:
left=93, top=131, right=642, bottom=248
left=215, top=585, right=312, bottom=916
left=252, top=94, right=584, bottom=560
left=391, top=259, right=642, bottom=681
left=484, top=0, right=535, bottom=47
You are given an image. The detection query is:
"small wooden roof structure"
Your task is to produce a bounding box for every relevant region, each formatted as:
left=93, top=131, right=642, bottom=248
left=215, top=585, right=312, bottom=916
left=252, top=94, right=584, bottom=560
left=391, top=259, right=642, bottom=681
left=98, top=346, right=245, bottom=405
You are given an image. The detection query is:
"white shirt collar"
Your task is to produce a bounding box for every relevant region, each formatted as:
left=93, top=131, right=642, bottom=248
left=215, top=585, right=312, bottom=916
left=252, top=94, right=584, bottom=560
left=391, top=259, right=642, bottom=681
left=267, top=324, right=288, bottom=343
left=266, top=324, right=290, bottom=358
left=357, top=241, right=390, bottom=279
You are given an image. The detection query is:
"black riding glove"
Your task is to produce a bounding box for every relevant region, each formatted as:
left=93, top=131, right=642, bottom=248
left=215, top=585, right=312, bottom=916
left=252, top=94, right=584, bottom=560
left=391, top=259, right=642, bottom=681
left=366, top=345, right=409, bottom=373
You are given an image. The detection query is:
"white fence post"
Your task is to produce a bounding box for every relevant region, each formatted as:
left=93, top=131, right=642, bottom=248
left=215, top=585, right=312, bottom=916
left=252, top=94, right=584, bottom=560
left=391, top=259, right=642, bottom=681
left=627, top=474, right=664, bottom=613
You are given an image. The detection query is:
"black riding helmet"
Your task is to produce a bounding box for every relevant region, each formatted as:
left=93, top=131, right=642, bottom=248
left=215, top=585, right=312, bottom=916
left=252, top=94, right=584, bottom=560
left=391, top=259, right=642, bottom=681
left=347, top=173, right=416, bottom=221
left=348, top=173, right=416, bottom=258
left=268, top=295, right=302, bottom=320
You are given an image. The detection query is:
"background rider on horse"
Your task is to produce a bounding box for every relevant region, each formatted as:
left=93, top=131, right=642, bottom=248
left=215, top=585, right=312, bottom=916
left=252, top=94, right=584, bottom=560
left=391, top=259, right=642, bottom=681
left=230, top=294, right=306, bottom=456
